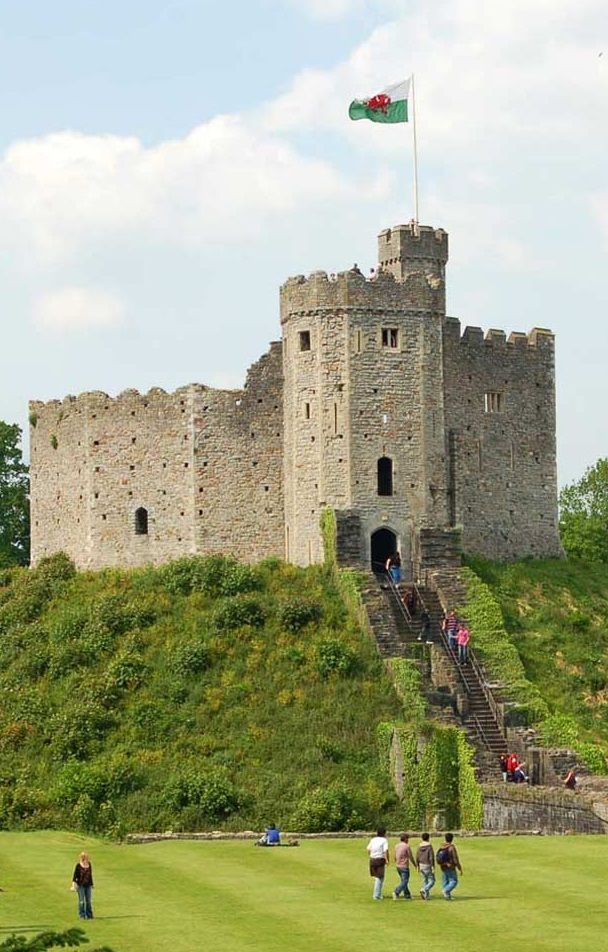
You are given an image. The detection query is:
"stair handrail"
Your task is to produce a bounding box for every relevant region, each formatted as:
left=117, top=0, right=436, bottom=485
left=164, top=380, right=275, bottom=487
left=467, top=649, right=504, bottom=732
left=378, top=565, right=413, bottom=626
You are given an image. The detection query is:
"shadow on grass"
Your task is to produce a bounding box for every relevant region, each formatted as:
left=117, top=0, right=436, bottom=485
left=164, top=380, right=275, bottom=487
left=93, top=915, right=145, bottom=921
left=0, top=926, right=54, bottom=932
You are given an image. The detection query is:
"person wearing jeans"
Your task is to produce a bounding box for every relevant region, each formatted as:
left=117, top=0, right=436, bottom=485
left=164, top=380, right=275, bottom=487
left=457, top=624, right=470, bottom=665
left=393, top=833, right=416, bottom=900
left=438, top=833, right=463, bottom=900
left=72, top=851, right=94, bottom=919
left=415, top=833, right=435, bottom=900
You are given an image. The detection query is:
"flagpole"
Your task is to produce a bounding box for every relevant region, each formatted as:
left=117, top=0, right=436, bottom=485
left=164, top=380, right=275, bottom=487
left=411, top=73, right=420, bottom=230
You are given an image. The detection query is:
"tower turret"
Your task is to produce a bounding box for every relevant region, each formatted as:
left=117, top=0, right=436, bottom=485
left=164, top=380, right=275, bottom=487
left=378, top=223, right=448, bottom=282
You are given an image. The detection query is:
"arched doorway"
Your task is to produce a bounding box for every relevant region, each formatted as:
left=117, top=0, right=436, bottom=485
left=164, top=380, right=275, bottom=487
left=370, top=527, right=397, bottom=573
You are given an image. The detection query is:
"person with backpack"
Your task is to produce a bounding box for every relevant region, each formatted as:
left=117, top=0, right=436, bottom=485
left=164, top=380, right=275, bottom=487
left=415, top=833, right=435, bottom=900
left=366, top=826, right=389, bottom=900
left=392, top=833, right=416, bottom=900
left=437, top=832, right=463, bottom=900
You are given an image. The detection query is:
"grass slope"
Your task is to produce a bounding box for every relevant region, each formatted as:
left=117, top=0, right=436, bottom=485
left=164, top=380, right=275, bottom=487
left=469, top=557, right=608, bottom=758
left=0, top=555, right=402, bottom=834
left=0, top=831, right=606, bottom=952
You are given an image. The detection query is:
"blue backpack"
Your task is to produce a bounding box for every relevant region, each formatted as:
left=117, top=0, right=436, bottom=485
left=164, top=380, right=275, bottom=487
left=436, top=845, right=452, bottom=866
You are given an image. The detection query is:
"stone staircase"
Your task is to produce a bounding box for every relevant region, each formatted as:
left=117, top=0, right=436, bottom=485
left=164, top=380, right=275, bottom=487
left=373, top=572, right=507, bottom=782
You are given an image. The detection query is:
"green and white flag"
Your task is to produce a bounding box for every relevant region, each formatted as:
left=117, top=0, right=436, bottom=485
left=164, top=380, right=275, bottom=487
left=348, top=77, right=410, bottom=124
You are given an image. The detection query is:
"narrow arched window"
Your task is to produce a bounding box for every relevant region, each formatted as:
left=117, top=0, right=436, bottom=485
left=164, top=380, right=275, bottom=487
left=377, top=457, right=393, bottom=496
left=134, top=507, right=148, bottom=535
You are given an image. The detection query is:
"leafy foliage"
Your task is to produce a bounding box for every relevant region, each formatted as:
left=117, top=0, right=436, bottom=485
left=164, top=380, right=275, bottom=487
left=0, top=553, right=403, bottom=834
left=469, top=556, right=608, bottom=770
left=0, top=421, right=29, bottom=568
left=560, top=458, right=608, bottom=562
left=0, top=928, right=113, bottom=951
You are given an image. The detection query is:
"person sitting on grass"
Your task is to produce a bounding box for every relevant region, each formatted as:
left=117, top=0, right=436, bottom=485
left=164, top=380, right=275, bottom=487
left=257, top=824, right=281, bottom=846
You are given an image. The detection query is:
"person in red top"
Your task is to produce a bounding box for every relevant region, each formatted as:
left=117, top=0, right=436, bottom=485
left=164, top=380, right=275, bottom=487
left=456, top=624, right=470, bottom=665
left=507, top=753, right=519, bottom=782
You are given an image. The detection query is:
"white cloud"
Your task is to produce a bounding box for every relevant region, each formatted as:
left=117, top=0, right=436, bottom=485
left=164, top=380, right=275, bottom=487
left=287, top=0, right=365, bottom=21
left=33, top=287, right=126, bottom=332
left=0, top=116, right=381, bottom=266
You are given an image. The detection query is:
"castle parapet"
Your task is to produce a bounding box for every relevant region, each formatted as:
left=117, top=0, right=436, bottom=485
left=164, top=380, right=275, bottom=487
left=444, top=318, right=555, bottom=353
left=280, top=266, right=444, bottom=322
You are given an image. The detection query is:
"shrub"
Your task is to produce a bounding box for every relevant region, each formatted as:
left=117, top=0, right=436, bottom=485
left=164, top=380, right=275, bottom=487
left=315, top=638, right=358, bottom=678
left=55, top=755, right=137, bottom=806
left=94, top=593, right=157, bottom=635
left=279, top=599, right=322, bottom=631
left=163, top=767, right=240, bottom=820
left=161, top=555, right=260, bottom=598
left=169, top=639, right=212, bottom=677
left=292, top=782, right=357, bottom=832
left=213, top=597, right=265, bottom=631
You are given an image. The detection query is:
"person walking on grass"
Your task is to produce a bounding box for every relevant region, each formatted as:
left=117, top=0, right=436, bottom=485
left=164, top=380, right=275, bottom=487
left=437, top=833, right=462, bottom=900
left=72, top=851, right=94, bottom=920
left=416, top=833, right=435, bottom=900
left=366, top=826, right=389, bottom=900
left=393, top=833, right=416, bottom=900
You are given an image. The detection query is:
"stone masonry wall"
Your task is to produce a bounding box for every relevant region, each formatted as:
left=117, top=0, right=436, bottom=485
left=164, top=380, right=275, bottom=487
left=30, top=344, right=285, bottom=569
left=281, top=265, right=450, bottom=567
left=192, top=343, right=284, bottom=562
left=443, top=319, right=562, bottom=561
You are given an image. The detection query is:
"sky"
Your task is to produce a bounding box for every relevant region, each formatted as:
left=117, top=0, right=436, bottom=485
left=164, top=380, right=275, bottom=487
left=0, top=0, right=606, bottom=486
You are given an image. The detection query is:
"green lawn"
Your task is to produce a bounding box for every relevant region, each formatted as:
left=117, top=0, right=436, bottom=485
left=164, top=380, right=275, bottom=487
left=0, top=832, right=605, bottom=952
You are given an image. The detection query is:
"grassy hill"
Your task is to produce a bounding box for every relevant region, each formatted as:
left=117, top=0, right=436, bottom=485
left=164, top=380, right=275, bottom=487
left=0, top=554, right=404, bottom=835
left=468, top=556, right=608, bottom=768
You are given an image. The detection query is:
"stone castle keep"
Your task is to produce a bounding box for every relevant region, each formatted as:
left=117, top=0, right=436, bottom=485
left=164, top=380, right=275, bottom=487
left=29, top=223, right=562, bottom=573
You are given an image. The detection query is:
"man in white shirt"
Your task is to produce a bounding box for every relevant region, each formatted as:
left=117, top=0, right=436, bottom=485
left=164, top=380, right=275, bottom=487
left=366, top=826, right=389, bottom=900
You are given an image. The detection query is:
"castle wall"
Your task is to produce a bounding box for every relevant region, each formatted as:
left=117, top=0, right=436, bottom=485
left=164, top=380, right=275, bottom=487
left=29, top=397, right=90, bottom=567
left=442, top=320, right=561, bottom=560
left=30, top=387, right=197, bottom=569
left=192, top=343, right=284, bottom=561
left=30, top=347, right=285, bottom=570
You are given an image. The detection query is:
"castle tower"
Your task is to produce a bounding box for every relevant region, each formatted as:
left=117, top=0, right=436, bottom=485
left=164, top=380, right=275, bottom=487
left=280, top=224, right=451, bottom=570
left=378, top=223, right=448, bottom=282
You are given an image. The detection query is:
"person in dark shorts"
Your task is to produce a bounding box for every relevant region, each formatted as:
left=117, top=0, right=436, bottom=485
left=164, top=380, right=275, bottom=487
left=366, top=826, right=389, bottom=900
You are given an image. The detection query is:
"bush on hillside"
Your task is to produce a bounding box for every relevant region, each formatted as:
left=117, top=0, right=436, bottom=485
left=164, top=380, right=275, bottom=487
left=279, top=599, right=322, bottom=631
left=213, top=596, right=265, bottom=630
left=315, top=638, right=358, bottom=678
left=161, top=555, right=260, bottom=598
left=163, top=766, right=240, bottom=821
left=169, top=639, right=212, bottom=677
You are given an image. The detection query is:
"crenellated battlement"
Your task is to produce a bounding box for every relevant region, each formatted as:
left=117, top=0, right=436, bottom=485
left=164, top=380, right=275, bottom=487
left=378, top=222, right=448, bottom=282
left=444, top=317, right=554, bottom=354
left=280, top=265, right=444, bottom=322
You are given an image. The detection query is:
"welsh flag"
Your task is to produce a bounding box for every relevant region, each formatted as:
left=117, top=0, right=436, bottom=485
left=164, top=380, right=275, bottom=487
left=348, top=77, right=410, bottom=124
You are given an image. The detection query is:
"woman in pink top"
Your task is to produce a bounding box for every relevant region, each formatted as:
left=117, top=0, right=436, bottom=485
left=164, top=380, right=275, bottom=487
left=456, top=624, right=470, bottom=665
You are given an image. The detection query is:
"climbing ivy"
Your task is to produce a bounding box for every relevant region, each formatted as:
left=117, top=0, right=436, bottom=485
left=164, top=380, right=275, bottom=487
left=388, top=658, right=427, bottom=725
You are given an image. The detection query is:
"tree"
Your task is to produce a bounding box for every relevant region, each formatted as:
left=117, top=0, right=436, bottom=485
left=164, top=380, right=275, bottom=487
left=0, top=421, right=29, bottom=567
left=0, top=927, right=115, bottom=951
left=559, top=458, right=608, bottom=562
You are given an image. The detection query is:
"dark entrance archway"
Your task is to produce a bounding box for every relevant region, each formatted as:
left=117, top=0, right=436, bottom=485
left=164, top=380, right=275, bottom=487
left=370, top=527, right=397, bottom=573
